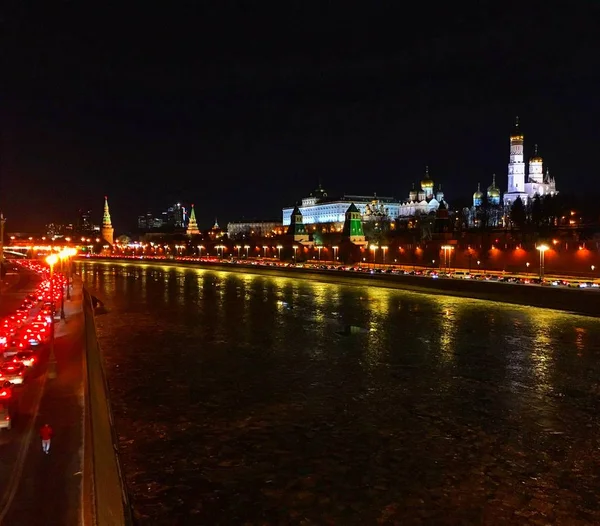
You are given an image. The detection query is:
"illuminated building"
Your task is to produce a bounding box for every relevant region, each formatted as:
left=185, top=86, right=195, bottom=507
left=341, top=204, right=366, bottom=245
left=186, top=204, right=200, bottom=235
left=162, top=203, right=187, bottom=229
left=227, top=220, right=284, bottom=240
left=101, top=196, right=114, bottom=245
left=286, top=207, right=310, bottom=243
left=466, top=175, right=503, bottom=227
left=503, top=117, right=557, bottom=206
left=282, top=172, right=447, bottom=229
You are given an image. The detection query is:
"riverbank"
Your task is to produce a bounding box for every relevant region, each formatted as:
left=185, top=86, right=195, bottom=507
left=80, top=257, right=600, bottom=318
left=82, top=287, right=133, bottom=525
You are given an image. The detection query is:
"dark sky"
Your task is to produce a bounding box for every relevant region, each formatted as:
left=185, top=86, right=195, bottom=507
left=1, top=2, right=599, bottom=233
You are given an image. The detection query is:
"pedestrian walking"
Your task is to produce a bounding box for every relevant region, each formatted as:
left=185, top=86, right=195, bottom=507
left=40, top=424, right=53, bottom=454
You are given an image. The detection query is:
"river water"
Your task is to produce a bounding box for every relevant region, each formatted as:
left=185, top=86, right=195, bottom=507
left=80, top=261, right=600, bottom=525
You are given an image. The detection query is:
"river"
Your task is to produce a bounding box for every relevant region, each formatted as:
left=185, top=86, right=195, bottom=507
left=80, top=260, right=600, bottom=525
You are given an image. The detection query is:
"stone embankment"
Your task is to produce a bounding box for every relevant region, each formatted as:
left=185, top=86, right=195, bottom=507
left=82, top=288, right=133, bottom=525
left=85, top=258, right=600, bottom=318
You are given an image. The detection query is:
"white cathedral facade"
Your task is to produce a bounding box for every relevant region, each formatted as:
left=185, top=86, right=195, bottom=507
left=466, top=119, right=559, bottom=227
left=503, top=117, right=557, bottom=206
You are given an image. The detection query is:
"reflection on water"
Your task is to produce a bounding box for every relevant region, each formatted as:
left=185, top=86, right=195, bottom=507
left=79, top=261, right=600, bottom=525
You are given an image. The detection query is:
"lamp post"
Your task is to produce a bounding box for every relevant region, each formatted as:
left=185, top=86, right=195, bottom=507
left=46, top=254, right=59, bottom=379
left=244, top=245, right=250, bottom=258
left=526, top=262, right=530, bottom=276
left=197, top=245, right=204, bottom=258
left=276, top=245, right=283, bottom=260
left=536, top=244, right=549, bottom=281
left=381, top=246, right=388, bottom=265
left=236, top=245, right=241, bottom=258
left=317, top=245, right=323, bottom=261
left=263, top=245, right=268, bottom=258
left=292, top=245, right=298, bottom=262
left=441, top=245, right=454, bottom=273
left=57, top=249, right=68, bottom=320
left=0, top=213, right=5, bottom=301
left=370, top=244, right=378, bottom=268
left=332, top=246, right=338, bottom=262
left=62, top=247, right=76, bottom=301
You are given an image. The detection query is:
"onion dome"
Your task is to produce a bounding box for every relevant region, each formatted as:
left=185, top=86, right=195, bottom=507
left=487, top=174, right=500, bottom=199
left=473, top=182, right=483, bottom=201
left=420, top=166, right=434, bottom=191
left=530, top=144, right=543, bottom=163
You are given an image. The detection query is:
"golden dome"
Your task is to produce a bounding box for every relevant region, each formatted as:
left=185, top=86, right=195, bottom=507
left=530, top=144, right=542, bottom=163
left=488, top=187, right=500, bottom=198
left=473, top=183, right=483, bottom=200
left=487, top=174, right=500, bottom=198
left=420, top=166, right=434, bottom=190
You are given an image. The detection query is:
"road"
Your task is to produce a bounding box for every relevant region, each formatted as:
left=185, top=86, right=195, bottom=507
left=0, top=266, right=85, bottom=526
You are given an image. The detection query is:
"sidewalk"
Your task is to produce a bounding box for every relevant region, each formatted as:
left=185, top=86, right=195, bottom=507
left=0, top=277, right=86, bottom=525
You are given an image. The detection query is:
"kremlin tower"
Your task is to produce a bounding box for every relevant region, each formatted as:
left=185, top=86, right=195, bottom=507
left=101, top=196, right=114, bottom=245
left=186, top=204, right=200, bottom=235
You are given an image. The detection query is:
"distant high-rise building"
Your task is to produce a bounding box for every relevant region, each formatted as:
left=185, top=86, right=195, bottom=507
left=160, top=203, right=187, bottom=229
left=138, top=212, right=164, bottom=231
left=77, top=209, right=92, bottom=232
left=73, top=209, right=99, bottom=235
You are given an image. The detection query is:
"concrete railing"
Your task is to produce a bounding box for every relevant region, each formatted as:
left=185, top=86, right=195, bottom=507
left=82, top=288, right=134, bottom=525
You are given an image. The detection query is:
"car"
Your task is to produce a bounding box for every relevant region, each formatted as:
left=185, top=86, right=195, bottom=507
left=0, top=381, right=14, bottom=400
left=0, top=404, right=11, bottom=430
left=0, top=363, right=25, bottom=384
left=10, top=351, right=36, bottom=368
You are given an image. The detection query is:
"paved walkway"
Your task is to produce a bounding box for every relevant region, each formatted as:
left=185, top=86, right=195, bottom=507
left=0, top=271, right=86, bottom=526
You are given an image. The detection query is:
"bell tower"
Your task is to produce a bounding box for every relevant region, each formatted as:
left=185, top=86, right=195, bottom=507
left=507, top=116, right=525, bottom=193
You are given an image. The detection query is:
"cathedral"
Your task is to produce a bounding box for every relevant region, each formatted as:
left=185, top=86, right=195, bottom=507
left=503, top=117, right=557, bottom=206
left=467, top=118, right=559, bottom=227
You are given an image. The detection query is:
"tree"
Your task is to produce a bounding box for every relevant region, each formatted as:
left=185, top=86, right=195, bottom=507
left=510, top=197, right=526, bottom=229
left=530, top=195, right=543, bottom=228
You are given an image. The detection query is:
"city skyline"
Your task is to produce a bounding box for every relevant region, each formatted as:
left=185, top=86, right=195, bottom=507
left=1, top=4, right=599, bottom=232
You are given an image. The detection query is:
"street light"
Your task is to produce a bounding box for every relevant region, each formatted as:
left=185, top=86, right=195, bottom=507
left=317, top=245, right=323, bottom=261
left=536, top=244, right=549, bottom=281
left=292, top=245, right=298, bottom=262
left=197, top=245, right=204, bottom=258
left=0, top=213, right=5, bottom=301
left=244, top=245, right=250, bottom=258
left=45, top=254, right=59, bottom=380
left=381, top=246, right=388, bottom=265
left=276, top=245, right=283, bottom=260
left=235, top=245, right=242, bottom=258
left=441, top=245, right=454, bottom=272
left=370, top=244, right=378, bottom=267
left=62, top=247, right=76, bottom=300
left=263, top=245, right=268, bottom=258
left=526, top=262, right=530, bottom=276
left=332, top=246, right=338, bottom=261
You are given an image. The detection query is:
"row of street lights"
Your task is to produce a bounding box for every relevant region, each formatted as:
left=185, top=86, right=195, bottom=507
left=44, top=247, right=76, bottom=380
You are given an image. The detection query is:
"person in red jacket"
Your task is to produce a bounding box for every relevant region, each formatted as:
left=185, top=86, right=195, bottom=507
left=40, top=424, right=53, bottom=454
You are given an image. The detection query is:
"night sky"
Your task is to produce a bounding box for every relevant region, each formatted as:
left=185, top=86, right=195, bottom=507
left=2, top=3, right=599, bottom=233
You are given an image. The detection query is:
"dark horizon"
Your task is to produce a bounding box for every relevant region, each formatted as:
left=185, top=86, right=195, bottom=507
left=2, top=3, right=599, bottom=233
